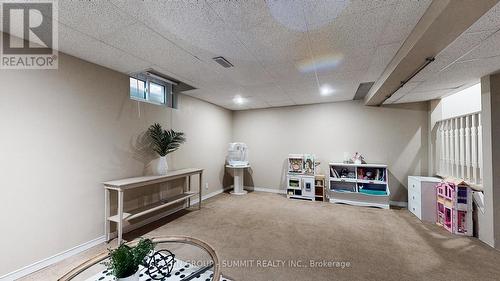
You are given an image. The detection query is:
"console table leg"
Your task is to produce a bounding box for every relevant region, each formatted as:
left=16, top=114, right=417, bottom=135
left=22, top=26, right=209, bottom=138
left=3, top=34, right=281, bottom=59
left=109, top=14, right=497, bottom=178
left=187, top=175, right=191, bottom=208
left=104, top=188, right=110, bottom=243
left=117, top=189, right=124, bottom=245
left=199, top=172, right=203, bottom=210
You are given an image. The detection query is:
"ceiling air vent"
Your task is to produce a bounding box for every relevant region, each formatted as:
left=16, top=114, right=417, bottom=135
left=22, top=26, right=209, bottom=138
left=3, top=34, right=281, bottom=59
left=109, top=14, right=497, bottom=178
left=213, top=56, right=234, bottom=68
left=353, top=82, right=375, bottom=100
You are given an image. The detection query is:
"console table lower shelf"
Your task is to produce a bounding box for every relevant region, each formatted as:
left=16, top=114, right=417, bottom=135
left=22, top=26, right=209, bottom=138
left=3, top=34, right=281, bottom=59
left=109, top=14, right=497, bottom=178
left=103, top=168, right=203, bottom=245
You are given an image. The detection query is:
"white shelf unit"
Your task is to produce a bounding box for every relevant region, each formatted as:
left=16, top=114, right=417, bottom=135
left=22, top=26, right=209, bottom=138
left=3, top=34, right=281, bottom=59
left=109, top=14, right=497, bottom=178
left=328, top=163, right=390, bottom=209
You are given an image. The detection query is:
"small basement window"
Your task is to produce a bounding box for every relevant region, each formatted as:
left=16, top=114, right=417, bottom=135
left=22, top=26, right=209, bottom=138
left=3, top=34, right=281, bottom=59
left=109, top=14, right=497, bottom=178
left=129, top=72, right=176, bottom=108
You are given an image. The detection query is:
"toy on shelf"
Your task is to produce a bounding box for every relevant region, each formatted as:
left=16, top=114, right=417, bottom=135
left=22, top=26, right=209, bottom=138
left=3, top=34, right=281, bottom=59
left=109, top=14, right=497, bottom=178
left=314, top=161, right=321, bottom=174
left=303, top=154, right=315, bottom=175
left=436, top=181, right=472, bottom=236
left=356, top=167, right=386, bottom=181
left=352, top=152, right=365, bottom=164
left=288, top=154, right=304, bottom=174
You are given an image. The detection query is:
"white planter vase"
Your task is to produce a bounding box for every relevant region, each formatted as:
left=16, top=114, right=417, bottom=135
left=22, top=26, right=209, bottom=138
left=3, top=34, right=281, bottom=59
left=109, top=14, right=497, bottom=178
left=146, top=156, right=168, bottom=175
left=117, top=270, right=140, bottom=281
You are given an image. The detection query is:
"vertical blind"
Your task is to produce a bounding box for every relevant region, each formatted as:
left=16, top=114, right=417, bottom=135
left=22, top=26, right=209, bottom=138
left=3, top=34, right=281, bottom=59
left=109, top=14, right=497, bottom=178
left=436, top=112, right=483, bottom=186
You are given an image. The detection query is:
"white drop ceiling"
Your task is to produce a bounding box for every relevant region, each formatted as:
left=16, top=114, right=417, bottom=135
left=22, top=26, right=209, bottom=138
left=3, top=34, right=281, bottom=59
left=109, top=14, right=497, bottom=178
left=41, top=0, right=500, bottom=109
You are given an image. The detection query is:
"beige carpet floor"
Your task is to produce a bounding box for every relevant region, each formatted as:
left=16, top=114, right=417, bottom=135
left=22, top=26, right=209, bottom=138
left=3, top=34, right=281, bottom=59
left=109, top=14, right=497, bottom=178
left=21, top=191, right=500, bottom=281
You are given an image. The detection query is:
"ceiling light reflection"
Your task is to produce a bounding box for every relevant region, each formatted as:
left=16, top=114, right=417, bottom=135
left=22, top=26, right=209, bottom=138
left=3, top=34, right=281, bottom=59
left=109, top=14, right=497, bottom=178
left=233, top=95, right=246, bottom=105
left=297, top=54, right=344, bottom=73
left=320, top=85, right=334, bottom=96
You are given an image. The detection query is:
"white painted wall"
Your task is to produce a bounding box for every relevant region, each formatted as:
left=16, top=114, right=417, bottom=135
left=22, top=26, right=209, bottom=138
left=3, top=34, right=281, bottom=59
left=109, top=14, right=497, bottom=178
left=428, top=84, right=482, bottom=175
left=232, top=101, right=429, bottom=202
left=0, top=53, right=232, bottom=277
left=430, top=83, right=482, bottom=127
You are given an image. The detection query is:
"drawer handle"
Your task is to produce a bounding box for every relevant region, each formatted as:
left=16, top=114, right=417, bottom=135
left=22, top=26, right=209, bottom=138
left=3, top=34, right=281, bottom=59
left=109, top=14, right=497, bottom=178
left=412, top=196, right=415, bottom=200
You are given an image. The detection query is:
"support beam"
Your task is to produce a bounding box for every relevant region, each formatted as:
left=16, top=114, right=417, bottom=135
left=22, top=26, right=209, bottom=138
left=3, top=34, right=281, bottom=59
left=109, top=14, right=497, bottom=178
left=479, top=73, right=500, bottom=248
left=365, top=0, right=499, bottom=106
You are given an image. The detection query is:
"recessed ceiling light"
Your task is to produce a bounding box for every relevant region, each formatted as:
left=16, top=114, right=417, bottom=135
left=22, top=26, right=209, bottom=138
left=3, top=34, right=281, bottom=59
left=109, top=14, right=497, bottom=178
left=233, top=95, right=246, bottom=105
left=320, top=85, right=334, bottom=96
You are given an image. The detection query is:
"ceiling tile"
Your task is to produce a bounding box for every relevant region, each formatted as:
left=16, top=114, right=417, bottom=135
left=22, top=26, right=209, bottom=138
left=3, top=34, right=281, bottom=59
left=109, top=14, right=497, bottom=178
left=309, top=4, right=396, bottom=52
left=466, top=2, right=500, bottom=33
left=384, top=82, right=422, bottom=104
left=395, top=88, right=458, bottom=104
left=113, top=0, right=255, bottom=63
left=411, top=30, right=495, bottom=82
left=58, top=23, right=149, bottom=74
left=59, top=0, right=136, bottom=40
left=404, top=55, right=500, bottom=101
left=103, top=22, right=225, bottom=87
left=341, top=0, right=400, bottom=15
left=458, top=30, right=500, bottom=61
left=378, top=0, right=432, bottom=45
left=363, top=43, right=401, bottom=82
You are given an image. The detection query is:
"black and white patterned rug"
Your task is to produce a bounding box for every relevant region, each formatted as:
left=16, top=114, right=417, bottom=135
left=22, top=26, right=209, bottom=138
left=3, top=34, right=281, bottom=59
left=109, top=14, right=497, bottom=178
left=90, top=258, right=231, bottom=281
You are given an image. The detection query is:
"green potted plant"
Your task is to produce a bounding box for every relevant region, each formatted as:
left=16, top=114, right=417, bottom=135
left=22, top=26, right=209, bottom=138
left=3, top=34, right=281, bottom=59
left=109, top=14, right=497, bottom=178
left=106, top=238, right=154, bottom=281
left=146, top=123, right=186, bottom=175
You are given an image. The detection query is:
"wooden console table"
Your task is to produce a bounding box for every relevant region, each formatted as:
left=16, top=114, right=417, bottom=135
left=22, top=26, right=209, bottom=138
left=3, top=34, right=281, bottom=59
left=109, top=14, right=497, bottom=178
left=103, top=168, right=203, bottom=244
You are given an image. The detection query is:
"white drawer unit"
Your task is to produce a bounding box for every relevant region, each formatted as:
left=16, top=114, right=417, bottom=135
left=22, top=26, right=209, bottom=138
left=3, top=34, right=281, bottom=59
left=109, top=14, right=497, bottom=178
left=408, top=176, right=442, bottom=222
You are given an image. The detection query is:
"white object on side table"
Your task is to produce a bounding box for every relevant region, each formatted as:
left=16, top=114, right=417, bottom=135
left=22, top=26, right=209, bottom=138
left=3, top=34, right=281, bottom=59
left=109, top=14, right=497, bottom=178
left=226, top=164, right=250, bottom=195
left=227, top=142, right=248, bottom=167
left=408, top=176, right=443, bottom=222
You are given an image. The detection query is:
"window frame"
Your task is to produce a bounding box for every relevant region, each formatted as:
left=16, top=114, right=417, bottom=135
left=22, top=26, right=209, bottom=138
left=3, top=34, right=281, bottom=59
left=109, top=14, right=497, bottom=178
left=129, top=77, right=147, bottom=100
left=129, top=73, right=175, bottom=108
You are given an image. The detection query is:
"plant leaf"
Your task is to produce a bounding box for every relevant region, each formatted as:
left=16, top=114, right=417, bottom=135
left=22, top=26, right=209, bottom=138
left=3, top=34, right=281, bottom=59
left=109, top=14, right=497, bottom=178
left=147, top=123, right=186, bottom=156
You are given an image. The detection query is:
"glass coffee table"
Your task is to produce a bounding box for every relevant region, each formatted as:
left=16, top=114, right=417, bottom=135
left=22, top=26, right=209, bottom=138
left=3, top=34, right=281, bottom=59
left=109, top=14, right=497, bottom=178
left=59, top=236, right=231, bottom=281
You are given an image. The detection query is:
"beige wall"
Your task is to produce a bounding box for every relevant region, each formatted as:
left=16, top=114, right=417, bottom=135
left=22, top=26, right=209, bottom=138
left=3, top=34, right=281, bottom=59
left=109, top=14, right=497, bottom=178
left=0, top=53, right=232, bottom=276
left=232, top=101, right=429, bottom=202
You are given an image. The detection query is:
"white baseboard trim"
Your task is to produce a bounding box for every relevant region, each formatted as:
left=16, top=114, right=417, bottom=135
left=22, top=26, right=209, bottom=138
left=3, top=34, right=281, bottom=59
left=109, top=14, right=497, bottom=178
left=192, top=186, right=232, bottom=204
left=250, top=186, right=287, bottom=194
left=2, top=187, right=229, bottom=281
left=390, top=201, right=408, bottom=208
left=0, top=236, right=106, bottom=281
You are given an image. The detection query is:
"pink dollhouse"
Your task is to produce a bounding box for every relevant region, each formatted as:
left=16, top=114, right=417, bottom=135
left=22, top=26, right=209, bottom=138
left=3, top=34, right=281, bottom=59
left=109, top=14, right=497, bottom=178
left=436, top=181, right=472, bottom=236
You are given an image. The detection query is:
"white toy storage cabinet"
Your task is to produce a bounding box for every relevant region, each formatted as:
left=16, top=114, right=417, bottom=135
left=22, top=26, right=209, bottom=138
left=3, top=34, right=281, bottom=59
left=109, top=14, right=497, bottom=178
left=286, top=154, right=317, bottom=200
left=328, top=163, right=390, bottom=209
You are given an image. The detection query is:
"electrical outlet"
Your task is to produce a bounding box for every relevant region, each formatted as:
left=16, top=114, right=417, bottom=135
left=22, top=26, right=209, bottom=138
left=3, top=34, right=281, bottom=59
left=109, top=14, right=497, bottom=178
left=205, top=183, right=209, bottom=189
